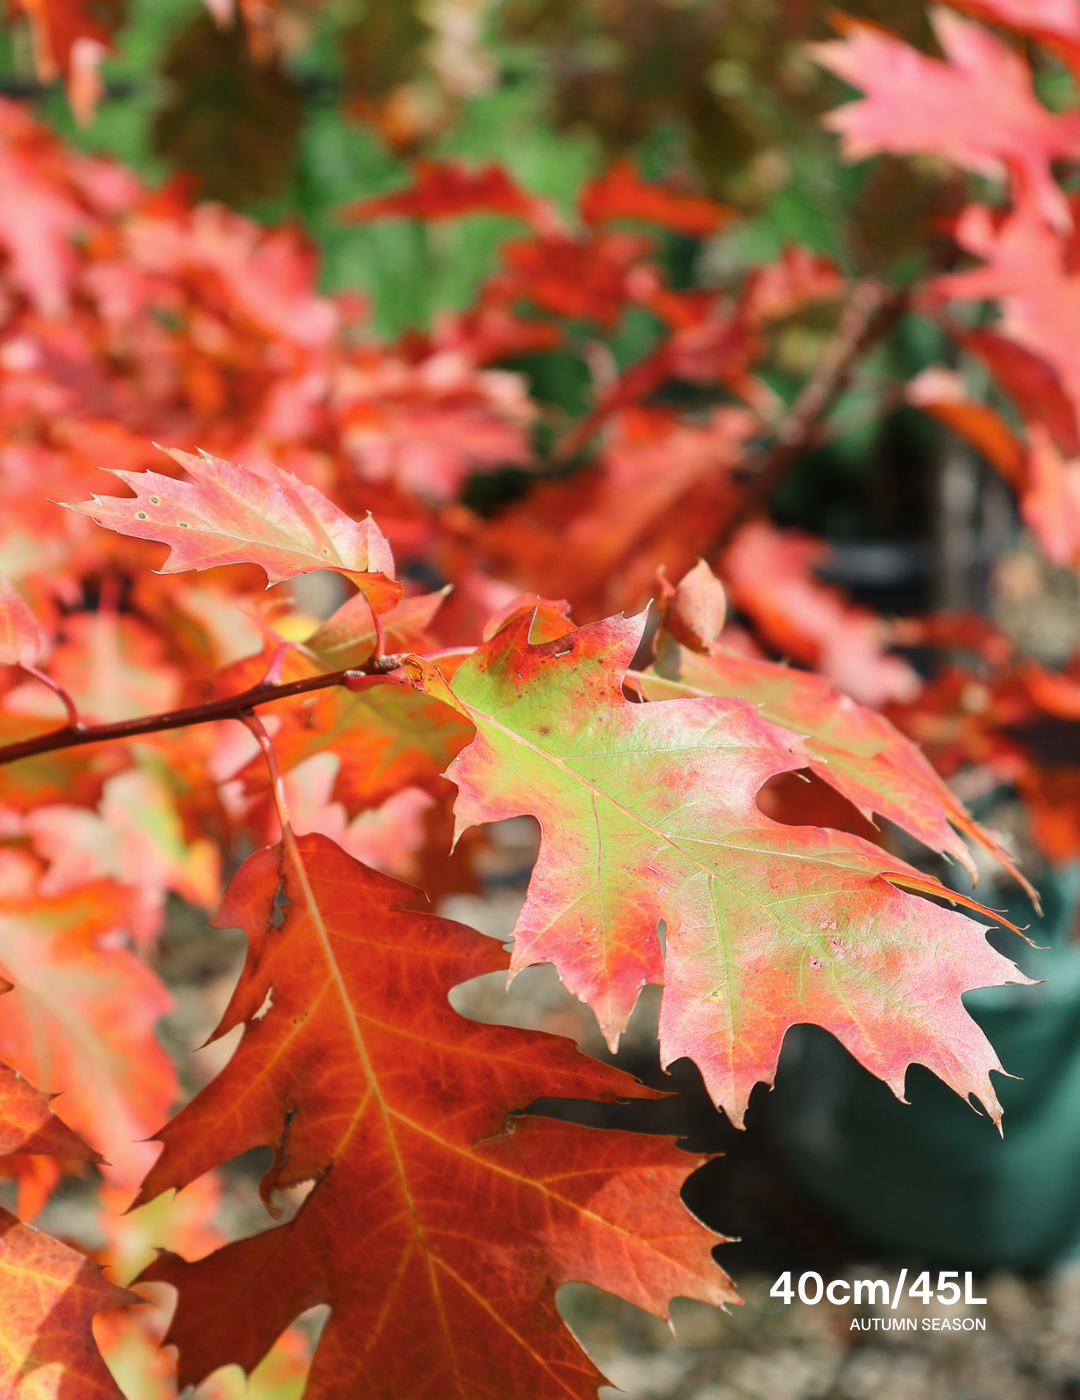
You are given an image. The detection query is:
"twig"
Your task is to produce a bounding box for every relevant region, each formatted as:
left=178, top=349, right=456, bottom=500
left=709, top=279, right=908, bottom=554
left=0, top=667, right=399, bottom=769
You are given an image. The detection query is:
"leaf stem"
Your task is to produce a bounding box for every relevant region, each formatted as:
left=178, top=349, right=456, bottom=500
left=241, top=710, right=293, bottom=843
left=18, top=664, right=82, bottom=731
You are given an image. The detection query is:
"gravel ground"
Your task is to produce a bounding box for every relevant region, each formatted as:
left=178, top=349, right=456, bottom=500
left=560, top=1271, right=1080, bottom=1400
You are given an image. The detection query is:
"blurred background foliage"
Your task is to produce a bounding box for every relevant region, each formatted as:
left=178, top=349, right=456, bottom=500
left=3, top=0, right=1068, bottom=580
left=0, top=0, right=959, bottom=322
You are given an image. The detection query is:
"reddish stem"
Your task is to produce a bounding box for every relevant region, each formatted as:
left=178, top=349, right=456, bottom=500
left=0, top=667, right=399, bottom=768
left=241, top=710, right=293, bottom=840
left=18, top=664, right=82, bottom=732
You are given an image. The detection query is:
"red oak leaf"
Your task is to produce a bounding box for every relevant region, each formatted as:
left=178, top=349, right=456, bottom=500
left=936, top=200, right=1080, bottom=427
left=0, top=1207, right=135, bottom=1399
left=943, top=0, right=1080, bottom=79
left=134, top=834, right=732, bottom=1397
left=657, top=557, right=729, bottom=654
left=647, top=617, right=1036, bottom=904
left=413, top=610, right=1029, bottom=1126
left=579, top=160, right=734, bottom=237
left=813, top=10, right=1080, bottom=229
left=69, top=448, right=403, bottom=613
left=0, top=982, right=100, bottom=1162
left=339, top=159, right=549, bottom=227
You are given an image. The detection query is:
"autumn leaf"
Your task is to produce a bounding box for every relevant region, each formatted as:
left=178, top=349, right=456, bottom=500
left=300, top=586, right=450, bottom=673
left=0, top=877, right=177, bottom=1187
left=0, top=1207, right=136, bottom=1400
left=134, top=834, right=732, bottom=1397
left=69, top=448, right=403, bottom=613
left=721, top=522, right=921, bottom=707
left=813, top=8, right=1080, bottom=230
left=936, top=200, right=1080, bottom=431
left=579, top=160, right=733, bottom=237
left=25, top=764, right=220, bottom=945
left=0, top=981, right=100, bottom=1162
left=339, top=158, right=549, bottom=227
left=412, top=609, right=1030, bottom=1126
left=645, top=616, right=1036, bottom=904
left=0, top=580, right=46, bottom=670
left=904, top=366, right=1027, bottom=492
left=942, top=0, right=1080, bottom=80
left=240, top=678, right=474, bottom=817
left=958, top=328, right=1080, bottom=456
left=0, top=102, right=90, bottom=315
left=656, top=557, right=728, bottom=653
left=1016, top=420, right=1080, bottom=568
left=7, top=0, right=126, bottom=120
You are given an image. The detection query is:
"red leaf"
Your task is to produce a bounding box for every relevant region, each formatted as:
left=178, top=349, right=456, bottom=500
left=936, top=202, right=1080, bottom=436
left=0, top=1206, right=135, bottom=1399
left=0, top=878, right=177, bottom=1188
left=658, top=557, right=728, bottom=654
left=0, top=1037, right=100, bottom=1162
left=340, top=159, right=547, bottom=226
left=579, top=160, right=733, bottom=238
left=813, top=9, right=1080, bottom=229
left=69, top=448, right=403, bottom=613
left=0, top=101, right=88, bottom=314
left=942, top=0, right=1080, bottom=80
left=905, top=366, right=1027, bottom=490
left=414, top=611, right=1028, bottom=1126
left=135, top=835, right=732, bottom=1396
left=960, top=327, right=1080, bottom=456
left=648, top=616, right=1036, bottom=903
left=1018, top=420, right=1080, bottom=566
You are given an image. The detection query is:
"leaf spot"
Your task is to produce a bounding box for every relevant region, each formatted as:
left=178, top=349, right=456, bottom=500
left=136, top=511, right=147, bottom=519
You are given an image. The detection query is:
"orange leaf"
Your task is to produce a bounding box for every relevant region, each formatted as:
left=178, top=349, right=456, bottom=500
left=721, top=522, right=921, bottom=707
left=905, top=366, right=1027, bottom=491
left=0, top=1057, right=100, bottom=1163
left=0, top=1206, right=135, bottom=1399
left=135, top=835, right=733, bottom=1396
left=0, top=880, right=177, bottom=1188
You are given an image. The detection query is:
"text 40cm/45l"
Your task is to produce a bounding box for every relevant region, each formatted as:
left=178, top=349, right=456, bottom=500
left=771, top=1271, right=988, bottom=1307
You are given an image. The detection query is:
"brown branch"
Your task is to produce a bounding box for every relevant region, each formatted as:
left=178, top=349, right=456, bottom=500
left=709, top=278, right=909, bottom=555
left=0, top=667, right=400, bottom=768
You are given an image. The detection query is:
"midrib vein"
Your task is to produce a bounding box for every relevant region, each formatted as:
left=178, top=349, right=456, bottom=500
left=281, top=828, right=460, bottom=1388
